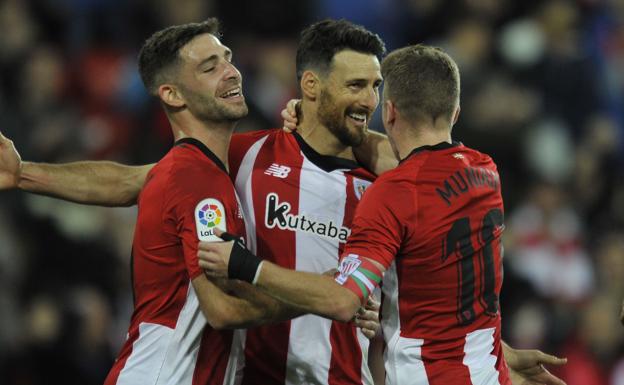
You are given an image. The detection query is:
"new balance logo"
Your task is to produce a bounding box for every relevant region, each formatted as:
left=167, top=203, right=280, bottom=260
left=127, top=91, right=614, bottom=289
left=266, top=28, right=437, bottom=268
left=264, top=163, right=291, bottom=178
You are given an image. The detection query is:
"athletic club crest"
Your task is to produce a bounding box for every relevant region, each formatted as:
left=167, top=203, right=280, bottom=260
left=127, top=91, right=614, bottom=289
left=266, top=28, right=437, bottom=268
left=336, top=254, right=362, bottom=285
left=353, top=178, right=372, bottom=200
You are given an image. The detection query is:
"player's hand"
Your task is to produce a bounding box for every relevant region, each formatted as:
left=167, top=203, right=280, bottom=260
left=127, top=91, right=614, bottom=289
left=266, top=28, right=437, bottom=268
left=198, top=229, right=235, bottom=278
left=355, top=296, right=380, bottom=339
left=505, top=347, right=567, bottom=385
left=281, top=99, right=300, bottom=133
left=0, top=131, right=22, bottom=190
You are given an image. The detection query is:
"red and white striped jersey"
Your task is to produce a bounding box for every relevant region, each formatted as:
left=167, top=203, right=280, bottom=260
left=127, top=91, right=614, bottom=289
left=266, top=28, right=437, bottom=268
left=228, top=129, right=376, bottom=385
left=105, top=138, right=246, bottom=385
left=343, top=142, right=512, bottom=385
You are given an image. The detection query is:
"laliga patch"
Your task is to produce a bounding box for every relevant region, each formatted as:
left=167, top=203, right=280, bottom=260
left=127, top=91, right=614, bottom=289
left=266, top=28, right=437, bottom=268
left=353, top=178, right=372, bottom=200
left=335, top=254, right=362, bottom=285
left=195, top=198, right=227, bottom=242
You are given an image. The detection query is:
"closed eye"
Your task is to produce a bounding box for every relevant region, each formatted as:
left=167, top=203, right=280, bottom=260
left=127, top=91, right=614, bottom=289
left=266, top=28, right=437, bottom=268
left=348, top=81, right=366, bottom=90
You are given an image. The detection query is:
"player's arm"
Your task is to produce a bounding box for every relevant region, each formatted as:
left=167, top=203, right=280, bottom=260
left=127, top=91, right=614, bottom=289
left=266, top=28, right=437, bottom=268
left=200, top=238, right=383, bottom=322
left=20, top=161, right=152, bottom=206
left=502, top=341, right=567, bottom=385
left=260, top=258, right=384, bottom=322
left=368, top=330, right=385, bottom=384
left=192, top=274, right=300, bottom=330
left=353, top=130, right=398, bottom=176
left=0, top=131, right=151, bottom=206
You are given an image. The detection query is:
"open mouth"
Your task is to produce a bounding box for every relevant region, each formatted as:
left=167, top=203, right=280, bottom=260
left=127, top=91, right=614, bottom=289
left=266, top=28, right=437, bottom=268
left=219, top=87, right=243, bottom=99
left=347, top=112, right=367, bottom=126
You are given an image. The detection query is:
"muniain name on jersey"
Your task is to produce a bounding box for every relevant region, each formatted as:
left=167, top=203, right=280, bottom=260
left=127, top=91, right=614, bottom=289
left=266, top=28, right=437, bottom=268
left=436, top=166, right=500, bottom=206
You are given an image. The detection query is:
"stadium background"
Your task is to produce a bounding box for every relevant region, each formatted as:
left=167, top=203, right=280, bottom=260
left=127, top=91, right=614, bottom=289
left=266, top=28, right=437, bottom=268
left=0, top=0, right=623, bottom=383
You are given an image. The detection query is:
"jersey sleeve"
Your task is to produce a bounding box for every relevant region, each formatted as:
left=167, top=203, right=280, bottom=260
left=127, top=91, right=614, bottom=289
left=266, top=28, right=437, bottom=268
left=342, top=180, right=412, bottom=270
left=165, top=162, right=233, bottom=280
left=229, top=129, right=274, bottom=179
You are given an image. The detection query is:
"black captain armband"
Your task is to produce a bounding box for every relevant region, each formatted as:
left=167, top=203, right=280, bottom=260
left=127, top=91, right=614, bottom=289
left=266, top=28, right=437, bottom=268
left=221, top=232, right=264, bottom=284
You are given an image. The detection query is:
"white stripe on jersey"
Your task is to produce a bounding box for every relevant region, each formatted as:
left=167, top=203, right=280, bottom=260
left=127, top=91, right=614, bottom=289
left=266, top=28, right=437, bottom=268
left=116, top=283, right=240, bottom=385
left=116, top=322, right=174, bottom=385
left=235, top=134, right=269, bottom=254
left=463, top=328, right=501, bottom=385
left=157, top=283, right=204, bottom=384
left=387, top=336, right=430, bottom=385
left=285, top=157, right=346, bottom=385
left=382, top=261, right=430, bottom=385
left=352, top=270, right=376, bottom=293
left=227, top=330, right=246, bottom=385
left=381, top=261, right=400, bottom=349
left=356, top=314, right=372, bottom=384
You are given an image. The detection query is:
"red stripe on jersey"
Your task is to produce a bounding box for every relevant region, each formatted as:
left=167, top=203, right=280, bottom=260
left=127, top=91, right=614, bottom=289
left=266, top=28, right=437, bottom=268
left=328, top=322, right=361, bottom=385
left=193, top=329, right=234, bottom=385
left=229, top=130, right=273, bottom=180
left=494, top=328, right=511, bottom=385
left=421, top=340, right=472, bottom=384
left=241, top=132, right=304, bottom=385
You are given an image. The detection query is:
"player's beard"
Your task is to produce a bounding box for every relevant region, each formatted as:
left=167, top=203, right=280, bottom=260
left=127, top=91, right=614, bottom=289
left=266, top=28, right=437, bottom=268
left=181, top=85, right=249, bottom=123
left=317, top=88, right=366, bottom=147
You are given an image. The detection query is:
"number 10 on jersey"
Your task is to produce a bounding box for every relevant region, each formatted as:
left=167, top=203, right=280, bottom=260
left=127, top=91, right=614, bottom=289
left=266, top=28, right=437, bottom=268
left=442, top=208, right=504, bottom=326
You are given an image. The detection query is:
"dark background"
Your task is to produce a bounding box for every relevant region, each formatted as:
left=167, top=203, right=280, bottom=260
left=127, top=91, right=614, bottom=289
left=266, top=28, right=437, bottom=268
left=0, top=0, right=623, bottom=384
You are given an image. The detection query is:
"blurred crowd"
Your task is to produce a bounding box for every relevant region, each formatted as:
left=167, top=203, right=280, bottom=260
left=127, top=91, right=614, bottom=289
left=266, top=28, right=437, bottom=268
left=0, top=0, right=623, bottom=384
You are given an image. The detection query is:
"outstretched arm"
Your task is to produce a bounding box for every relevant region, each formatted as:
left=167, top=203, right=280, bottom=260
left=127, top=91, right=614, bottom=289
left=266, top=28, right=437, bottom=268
left=198, top=234, right=383, bottom=323
left=20, top=161, right=152, bottom=207
left=0, top=131, right=152, bottom=206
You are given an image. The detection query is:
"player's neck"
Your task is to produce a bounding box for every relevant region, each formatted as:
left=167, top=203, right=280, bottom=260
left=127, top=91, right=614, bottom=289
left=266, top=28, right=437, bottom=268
left=297, top=101, right=356, bottom=160
left=396, top=124, right=452, bottom=160
left=170, top=117, right=235, bottom=172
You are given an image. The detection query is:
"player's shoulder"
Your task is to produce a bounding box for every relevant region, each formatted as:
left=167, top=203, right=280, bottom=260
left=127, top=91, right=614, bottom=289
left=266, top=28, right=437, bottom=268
left=375, top=159, right=417, bottom=185
left=166, top=140, right=230, bottom=183
left=456, top=145, right=499, bottom=172
left=362, top=167, right=412, bottom=201
left=413, top=142, right=498, bottom=173
left=231, top=128, right=279, bottom=147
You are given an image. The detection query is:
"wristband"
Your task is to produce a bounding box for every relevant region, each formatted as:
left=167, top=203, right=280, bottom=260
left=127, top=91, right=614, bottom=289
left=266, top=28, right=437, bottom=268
left=221, top=232, right=263, bottom=284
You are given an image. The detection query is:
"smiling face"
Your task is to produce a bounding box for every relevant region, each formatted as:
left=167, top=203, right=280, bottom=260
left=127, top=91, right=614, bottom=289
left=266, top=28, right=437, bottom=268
left=173, top=33, right=248, bottom=122
left=317, top=50, right=382, bottom=147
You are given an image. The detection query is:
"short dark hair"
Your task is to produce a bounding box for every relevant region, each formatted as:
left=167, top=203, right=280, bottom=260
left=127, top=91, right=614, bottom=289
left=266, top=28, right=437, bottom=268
left=138, top=18, right=220, bottom=95
left=295, top=19, right=386, bottom=81
left=381, top=44, right=460, bottom=123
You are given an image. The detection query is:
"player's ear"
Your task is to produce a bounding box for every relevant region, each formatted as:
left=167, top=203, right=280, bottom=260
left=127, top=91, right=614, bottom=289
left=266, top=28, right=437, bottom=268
left=452, top=105, right=460, bottom=126
left=382, top=99, right=396, bottom=131
left=300, top=70, right=319, bottom=101
left=159, top=84, right=185, bottom=108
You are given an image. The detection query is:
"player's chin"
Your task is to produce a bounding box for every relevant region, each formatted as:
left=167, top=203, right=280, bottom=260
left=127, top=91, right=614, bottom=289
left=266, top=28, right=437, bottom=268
left=222, top=104, right=249, bottom=120
left=344, top=125, right=366, bottom=146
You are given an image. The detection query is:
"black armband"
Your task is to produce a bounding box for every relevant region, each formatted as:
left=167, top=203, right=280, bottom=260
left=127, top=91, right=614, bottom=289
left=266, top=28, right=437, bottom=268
left=221, top=232, right=263, bottom=284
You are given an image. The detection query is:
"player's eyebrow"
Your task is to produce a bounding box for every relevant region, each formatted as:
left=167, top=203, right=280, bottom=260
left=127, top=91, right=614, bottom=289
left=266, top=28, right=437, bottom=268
left=346, top=77, right=383, bottom=86
left=197, top=48, right=232, bottom=69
